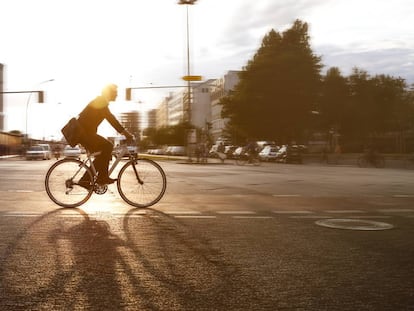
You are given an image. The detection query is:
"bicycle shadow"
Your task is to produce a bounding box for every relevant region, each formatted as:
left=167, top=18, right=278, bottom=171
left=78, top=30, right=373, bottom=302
left=0, top=207, right=259, bottom=310
left=121, top=208, right=260, bottom=310
left=0, top=208, right=127, bottom=310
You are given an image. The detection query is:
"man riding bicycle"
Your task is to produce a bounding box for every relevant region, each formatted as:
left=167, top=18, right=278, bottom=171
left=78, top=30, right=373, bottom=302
left=78, top=84, right=133, bottom=187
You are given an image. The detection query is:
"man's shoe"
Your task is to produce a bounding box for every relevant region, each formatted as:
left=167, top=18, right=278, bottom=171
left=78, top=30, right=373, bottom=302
left=96, top=177, right=117, bottom=185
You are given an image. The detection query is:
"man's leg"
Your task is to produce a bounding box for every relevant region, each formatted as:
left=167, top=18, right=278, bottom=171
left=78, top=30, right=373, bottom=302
left=79, top=134, right=114, bottom=184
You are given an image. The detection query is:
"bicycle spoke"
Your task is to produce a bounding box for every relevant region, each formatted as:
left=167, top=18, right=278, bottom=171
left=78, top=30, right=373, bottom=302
left=117, top=158, right=166, bottom=208
left=45, top=159, right=93, bottom=207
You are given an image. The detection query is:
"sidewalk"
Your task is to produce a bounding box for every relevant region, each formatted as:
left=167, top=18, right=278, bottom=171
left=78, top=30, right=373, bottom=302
left=0, top=154, right=20, bottom=160
left=141, top=153, right=411, bottom=168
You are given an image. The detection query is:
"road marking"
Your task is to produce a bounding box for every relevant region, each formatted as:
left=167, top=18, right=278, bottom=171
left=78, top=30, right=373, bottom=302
left=174, top=215, right=216, bottom=219
left=7, top=190, right=34, bottom=193
left=273, top=210, right=313, bottom=214
left=165, top=210, right=202, bottom=215
left=377, top=209, right=414, bottom=213
left=315, top=219, right=394, bottom=231
left=392, top=194, right=414, bottom=198
left=325, top=210, right=365, bottom=213
left=290, top=215, right=332, bottom=219
left=348, top=216, right=392, bottom=219
left=216, top=211, right=256, bottom=215
left=232, top=216, right=273, bottom=219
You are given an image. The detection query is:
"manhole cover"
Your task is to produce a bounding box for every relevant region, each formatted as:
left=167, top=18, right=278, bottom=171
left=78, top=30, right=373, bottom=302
left=315, top=219, right=394, bottom=231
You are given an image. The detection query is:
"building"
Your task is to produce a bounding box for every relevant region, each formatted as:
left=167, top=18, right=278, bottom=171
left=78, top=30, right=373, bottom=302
left=147, top=109, right=157, bottom=130
left=119, top=111, right=141, bottom=140
left=210, top=71, right=240, bottom=142
left=154, top=70, right=240, bottom=142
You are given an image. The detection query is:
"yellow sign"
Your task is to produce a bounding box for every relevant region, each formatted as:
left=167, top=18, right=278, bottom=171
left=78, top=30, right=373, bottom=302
left=182, top=75, right=202, bottom=81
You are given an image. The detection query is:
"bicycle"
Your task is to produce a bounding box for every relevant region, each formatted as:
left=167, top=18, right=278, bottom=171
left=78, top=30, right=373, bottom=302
left=357, top=152, right=385, bottom=168
left=403, top=153, right=414, bottom=169
left=45, top=141, right=167, bottom=208
left=235, top=152, right=261, bottom=166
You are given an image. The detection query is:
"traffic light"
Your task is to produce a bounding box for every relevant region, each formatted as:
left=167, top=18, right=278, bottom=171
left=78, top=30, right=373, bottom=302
left=125, top=88, right=132, bottom=101
left=37, top=91, right=44, bottom=103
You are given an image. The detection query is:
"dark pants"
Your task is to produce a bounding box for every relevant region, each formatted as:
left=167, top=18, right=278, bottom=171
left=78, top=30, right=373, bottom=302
left=80, top=133, right=113, bottom=180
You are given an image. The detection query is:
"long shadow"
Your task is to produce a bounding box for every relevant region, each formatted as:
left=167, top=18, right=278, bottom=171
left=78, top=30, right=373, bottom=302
left=0, top=206, right=262, bottom=310
left=0, top=207, right=127, bottom=310
left=121, top=207, right=262, bottom=310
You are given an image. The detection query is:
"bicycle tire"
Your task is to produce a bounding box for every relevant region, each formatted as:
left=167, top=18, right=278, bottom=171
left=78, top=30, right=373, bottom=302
left=374, top=156, right=385, bottom=168
left=235, top=155, right=247, bottom=166
left=117, top=158, right=167, bottom=208
left=45, top=158, right=93, bottom=208
left=252, top=157, right=261, bottom=166
left=357, top=156, right=368, bottom=168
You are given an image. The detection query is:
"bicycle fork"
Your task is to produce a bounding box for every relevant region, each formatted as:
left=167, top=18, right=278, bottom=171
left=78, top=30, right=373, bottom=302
left=131, top=161, right=144, bottom=185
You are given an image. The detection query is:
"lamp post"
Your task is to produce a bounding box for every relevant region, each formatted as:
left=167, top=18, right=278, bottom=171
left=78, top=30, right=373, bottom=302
left=178, top=0, right=197, bottom=123
left=25, top=78, right=54, bottom=140
left=178, top=0, right=197, bottom=161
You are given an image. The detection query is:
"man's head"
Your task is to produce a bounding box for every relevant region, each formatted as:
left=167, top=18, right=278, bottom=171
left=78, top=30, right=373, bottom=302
left=101, top=84, right=118, bottom=102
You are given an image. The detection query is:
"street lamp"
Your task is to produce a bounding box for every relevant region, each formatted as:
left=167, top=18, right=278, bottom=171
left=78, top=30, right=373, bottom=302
left=25, top=78, right=54, bottom=140
left=178, top=0, right=197, bottom=161
left=178, top=0, right=197, bottom=124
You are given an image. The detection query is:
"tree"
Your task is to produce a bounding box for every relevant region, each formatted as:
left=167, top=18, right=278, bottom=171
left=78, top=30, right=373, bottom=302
left=318, top=67, right=350, bottom=133
left=221, top=19, right=323, bottom=144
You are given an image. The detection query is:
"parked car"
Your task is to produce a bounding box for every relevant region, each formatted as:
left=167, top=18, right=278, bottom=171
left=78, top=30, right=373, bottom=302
left=127, top=145, right=138, bottom=155
left=225, top=145, right=237, bottom=159
left=259, top=145, right=279, bottom=162
left=166, top=146, right=186, bottom=156
left=276, top=145, right=302, bottom=163
left=26, top=145, right=48, bottom=160
left=232, top=146, right=244, bottom=157
left=37, top=144, right=52, bottom=160
left=63, top=145, right=82, bottom=159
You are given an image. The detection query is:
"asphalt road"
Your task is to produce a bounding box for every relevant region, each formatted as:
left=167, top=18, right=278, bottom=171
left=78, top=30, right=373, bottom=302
left=0, top=158, right=413, bottom=310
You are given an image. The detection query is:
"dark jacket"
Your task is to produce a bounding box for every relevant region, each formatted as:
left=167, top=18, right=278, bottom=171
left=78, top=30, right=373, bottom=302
left=78, top=96, right=124, bottom=135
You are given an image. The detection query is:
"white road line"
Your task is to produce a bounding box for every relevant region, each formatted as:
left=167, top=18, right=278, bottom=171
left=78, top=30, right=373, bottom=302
left=165, top=210, right=202, bottom=215
left=348, top=216, right=392, bottom=219
left=393, top=194, right=414, bottom=198
left=377, top=208, right=414, bottom=213
left=232, top=216, right=273, bottom=219
left=273, top=210, right=313, bottom=214
left=325, top=210, right=365, bottom=213
left=216, top=211, right=256, bottom=215
left=7, top=190, right=34, bottom=193
left=290, top=215, right=332, bottom=219
left=174, top=215, right=216, bottom=219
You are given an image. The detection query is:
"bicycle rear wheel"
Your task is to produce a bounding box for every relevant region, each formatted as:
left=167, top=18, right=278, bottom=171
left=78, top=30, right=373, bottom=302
left=235, top=155, right=247, bottom=166
left=357, top=156, right=368, bottom=167
left=45, top=158, right=93, bottom=208
left=374, top=156, right=385, bottom=168
left=252, top=157, right=261, bottom=166
left=117, top=158, right=167, bottom=208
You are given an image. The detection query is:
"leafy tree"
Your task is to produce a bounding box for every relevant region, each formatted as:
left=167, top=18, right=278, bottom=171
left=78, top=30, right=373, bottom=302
left=318, top=67, right=350, bottom=133
left=221, top=19, right=323, bottom=144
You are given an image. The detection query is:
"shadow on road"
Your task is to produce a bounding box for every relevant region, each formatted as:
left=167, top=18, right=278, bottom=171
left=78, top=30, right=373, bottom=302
left=0, top=207, right=259, bottom=310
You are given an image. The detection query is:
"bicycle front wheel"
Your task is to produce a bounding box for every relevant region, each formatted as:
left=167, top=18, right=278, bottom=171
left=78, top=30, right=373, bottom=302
left=117, top=158, right=167, bottom=208
left=236, top=155, right=247, bottom=166
left=357, top=156, right=368, bottom=168
left=45, top=158, right=93, bottom=208
left=252, top=157, right=261, bottom=166
left=374, top=156, right=385, bottom=168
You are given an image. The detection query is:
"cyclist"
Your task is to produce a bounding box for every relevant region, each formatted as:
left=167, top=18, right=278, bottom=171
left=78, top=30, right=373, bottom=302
left=78, top=84, right=133, bottom=188
left=245, top=139, right=259, bottom=163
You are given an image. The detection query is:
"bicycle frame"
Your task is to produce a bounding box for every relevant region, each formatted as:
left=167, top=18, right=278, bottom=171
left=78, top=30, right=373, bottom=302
left=82, top=144, right=133, bottom=181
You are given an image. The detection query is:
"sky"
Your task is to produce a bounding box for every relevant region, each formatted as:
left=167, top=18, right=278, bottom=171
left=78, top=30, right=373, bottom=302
left=1, top=0, right=413, bottom=140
